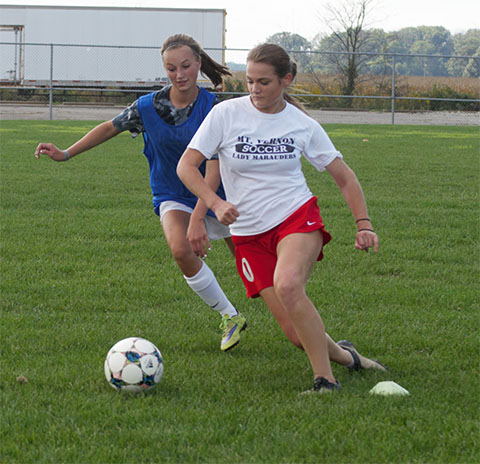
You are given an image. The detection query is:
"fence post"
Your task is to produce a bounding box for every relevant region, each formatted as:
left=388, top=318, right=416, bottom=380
left=49, top=43, right=53, bottom=121
left=391, top=54, right=396, bottom=125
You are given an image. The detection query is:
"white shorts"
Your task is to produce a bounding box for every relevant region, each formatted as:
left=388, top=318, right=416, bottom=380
left=159, top=201, right=231, bottom=241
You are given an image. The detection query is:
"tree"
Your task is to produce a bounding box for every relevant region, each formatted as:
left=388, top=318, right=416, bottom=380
left=317, top=0, right=377, bottom=96
left=409, top=40, right=436, bottom=76
left=388, top=27, right=423, bottom=54
left=356, top=28, right=391, bottom=75
left=417, top=26, right=454, bottom=76
left=388, top=26, right=453, bottom=76
left=306, top=23, right=479, bottom=83
left=448, top=29, right=480, bottom=77
left=464, top=48, right=480, bottom=77
left=264, top=32, right=312, bottom=72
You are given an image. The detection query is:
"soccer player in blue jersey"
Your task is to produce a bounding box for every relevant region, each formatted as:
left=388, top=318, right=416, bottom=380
left=34, top=34, right=246, bottom=351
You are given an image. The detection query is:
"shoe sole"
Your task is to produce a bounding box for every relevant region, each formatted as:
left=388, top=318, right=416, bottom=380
left=221, top=321, right=247, bottom=352
left=337, top=340, right=388, bottom=371
left=300, top=384, right=341, bottom=395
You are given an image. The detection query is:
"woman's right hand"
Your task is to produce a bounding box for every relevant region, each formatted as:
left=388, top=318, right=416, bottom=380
left=34, top=143, right=67, bottom=162
left=212, top=200, right=239, bottom=226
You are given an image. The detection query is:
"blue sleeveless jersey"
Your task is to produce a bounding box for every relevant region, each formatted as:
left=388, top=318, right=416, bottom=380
left=137, top=88, right=224, bottom=216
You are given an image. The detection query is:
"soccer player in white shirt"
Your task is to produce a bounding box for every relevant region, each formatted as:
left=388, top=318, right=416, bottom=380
left=178, top=43, right=387, bottom=393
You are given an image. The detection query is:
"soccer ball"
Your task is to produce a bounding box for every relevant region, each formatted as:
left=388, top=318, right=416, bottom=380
left=104, top=337, right=164, bottom=393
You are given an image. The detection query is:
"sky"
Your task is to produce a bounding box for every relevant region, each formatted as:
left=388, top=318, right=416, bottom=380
left=1, top=0, right=479, bottom=52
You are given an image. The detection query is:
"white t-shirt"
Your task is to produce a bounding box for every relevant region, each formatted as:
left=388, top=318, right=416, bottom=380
left=188, top=96, right=342, bottom=236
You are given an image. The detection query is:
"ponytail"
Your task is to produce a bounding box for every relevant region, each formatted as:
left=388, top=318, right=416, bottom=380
left=161, top=34, right=231, bottom=88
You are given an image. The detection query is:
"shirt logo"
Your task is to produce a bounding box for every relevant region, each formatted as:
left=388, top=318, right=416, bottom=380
left=235, top=143, right=295, bottom=154
left=307, top=221, right=316, bottom=226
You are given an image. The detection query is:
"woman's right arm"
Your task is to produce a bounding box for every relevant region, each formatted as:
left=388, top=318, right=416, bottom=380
left=178, top=148, right=239, bottom=226
left=35, top=120, right=121, bottom=162
left=187, top=159, right=222, bottom=257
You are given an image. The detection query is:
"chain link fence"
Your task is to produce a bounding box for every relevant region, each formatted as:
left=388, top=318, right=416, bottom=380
left=1, top=42, right=479, bottom=124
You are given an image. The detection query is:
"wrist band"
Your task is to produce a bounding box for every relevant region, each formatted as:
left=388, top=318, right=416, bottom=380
left=355, top=217, right=370, bottom=224
left=63, top=150, right=70, bottom=161
left=358, top=228, right=374, bottom=233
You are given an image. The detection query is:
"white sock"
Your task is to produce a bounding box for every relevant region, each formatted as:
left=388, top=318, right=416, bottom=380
left=184, top=262, right=238, bottom=318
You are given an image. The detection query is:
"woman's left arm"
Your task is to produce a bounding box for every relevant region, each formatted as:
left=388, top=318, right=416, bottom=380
left=326, top=157, right=379, bottom=253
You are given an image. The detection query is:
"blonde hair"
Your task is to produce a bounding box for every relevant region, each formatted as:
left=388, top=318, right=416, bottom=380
left=247, top=43, right=307, bottom=113
left=161, top=34, right=231, bottom=88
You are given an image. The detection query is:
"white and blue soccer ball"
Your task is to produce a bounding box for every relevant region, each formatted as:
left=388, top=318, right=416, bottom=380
left=104, top=337, right=164, bottom=393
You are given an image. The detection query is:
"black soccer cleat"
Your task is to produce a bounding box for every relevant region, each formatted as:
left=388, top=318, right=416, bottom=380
left=337, top=340, right=388, bottom=371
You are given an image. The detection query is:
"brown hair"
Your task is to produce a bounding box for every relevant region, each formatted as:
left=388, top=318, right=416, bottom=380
left=161, top=34, right=231, bottom=88
left=247, top=43, right=307, bottom=113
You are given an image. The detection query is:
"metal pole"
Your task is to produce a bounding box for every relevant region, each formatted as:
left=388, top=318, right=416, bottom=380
left=391, top=54, right=396, bottom=125
left=19, top=27, right=25, bottom=83
left=14, top=28, right=18, bottom=82
left=392, top=55, right=395, bottom=124
left=49, top=43, right=53, bottom=120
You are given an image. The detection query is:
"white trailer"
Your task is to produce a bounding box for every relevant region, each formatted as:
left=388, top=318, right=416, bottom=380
left=0, top=4, right=227, bottom=87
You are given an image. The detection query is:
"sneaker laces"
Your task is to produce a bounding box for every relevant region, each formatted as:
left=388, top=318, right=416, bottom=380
left=219, top=315, right=234, bottom=332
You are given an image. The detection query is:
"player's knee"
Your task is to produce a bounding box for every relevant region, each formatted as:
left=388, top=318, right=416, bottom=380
left=169, top=242, right=193, bottom=265
left=274, top=274, right=304, bottom=308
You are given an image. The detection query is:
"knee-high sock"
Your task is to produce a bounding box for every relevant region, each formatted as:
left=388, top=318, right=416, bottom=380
left=184, top=261, right=237, bottom=317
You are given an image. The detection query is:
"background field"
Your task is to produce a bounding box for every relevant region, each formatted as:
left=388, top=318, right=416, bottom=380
left=0, top=121, right=478, bottom=463
left=2, top=74, right=478, bottom=113
left=227, top=73, right=480, bottom=112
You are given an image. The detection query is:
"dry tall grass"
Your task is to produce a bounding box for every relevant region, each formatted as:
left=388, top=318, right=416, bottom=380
left=225, top=72, right=480, bottom=111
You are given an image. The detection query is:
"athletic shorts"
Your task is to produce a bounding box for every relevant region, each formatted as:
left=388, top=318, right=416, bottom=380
left=231, top=197, right=332, bottom=298
left=159, top=200, right=231, bottom=241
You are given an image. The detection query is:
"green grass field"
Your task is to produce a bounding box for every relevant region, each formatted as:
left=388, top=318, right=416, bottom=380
left=1, top=120, right=478, bottom=463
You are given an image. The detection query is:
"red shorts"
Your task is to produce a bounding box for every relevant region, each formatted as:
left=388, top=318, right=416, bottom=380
left=232, top=197, right=332, bottom=298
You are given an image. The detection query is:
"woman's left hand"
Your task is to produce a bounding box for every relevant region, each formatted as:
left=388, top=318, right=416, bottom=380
left=355, top=230, right=379, bottom=253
